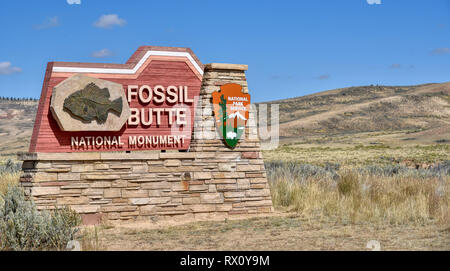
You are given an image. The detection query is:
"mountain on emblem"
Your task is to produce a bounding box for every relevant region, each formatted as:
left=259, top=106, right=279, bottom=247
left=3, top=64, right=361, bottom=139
left=212, top=83, right=251, bottom=148
left=228, top=111, right=247, bottom=121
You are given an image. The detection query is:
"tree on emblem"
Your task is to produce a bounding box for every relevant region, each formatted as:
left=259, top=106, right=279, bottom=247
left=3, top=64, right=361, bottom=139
left=212, top=84, right=250, bottom=149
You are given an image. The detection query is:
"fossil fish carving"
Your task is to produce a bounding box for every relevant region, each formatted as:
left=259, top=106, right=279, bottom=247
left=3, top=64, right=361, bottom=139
left=63, top=82, right=123, bottom=124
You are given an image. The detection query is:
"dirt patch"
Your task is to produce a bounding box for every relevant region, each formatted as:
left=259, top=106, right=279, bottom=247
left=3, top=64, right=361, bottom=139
left=93, top=213, right=449, bottom=251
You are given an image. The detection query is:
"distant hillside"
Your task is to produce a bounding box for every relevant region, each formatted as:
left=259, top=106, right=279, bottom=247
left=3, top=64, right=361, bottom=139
left=0, top=98, right=38, bottom=158
left=0, top=82, right=449, bottom=158
left=260, top=82, right=450, bottom=144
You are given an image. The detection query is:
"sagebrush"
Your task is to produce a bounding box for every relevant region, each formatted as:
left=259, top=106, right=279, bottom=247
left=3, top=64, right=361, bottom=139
left=0, top=185, right=81, bottom=251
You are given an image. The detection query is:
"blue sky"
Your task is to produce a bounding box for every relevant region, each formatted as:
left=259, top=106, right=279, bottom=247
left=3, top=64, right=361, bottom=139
left=0, top=0, right=449, bottom=102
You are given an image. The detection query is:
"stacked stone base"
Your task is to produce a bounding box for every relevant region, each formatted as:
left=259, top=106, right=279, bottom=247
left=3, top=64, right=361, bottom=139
left=19, top=148, right=273, bottom=223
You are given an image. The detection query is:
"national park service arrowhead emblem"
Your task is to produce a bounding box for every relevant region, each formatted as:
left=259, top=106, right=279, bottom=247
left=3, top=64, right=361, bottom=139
left=212, top=83, right=251, bottom=149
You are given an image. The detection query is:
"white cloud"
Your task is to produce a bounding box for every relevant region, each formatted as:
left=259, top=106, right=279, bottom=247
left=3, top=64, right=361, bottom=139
left=0, top=62, right=22, bottom=75
left=367, top=0, right=382, bottom=4
left=94, top=14, right=126, bottom=29
left=317, top=74, right=330, bottom=80
left=67, top=0, right=81, bottom=4
left=431, top=47, right=450, bottom=55
left=91, top=49, right=113, bottom=58
left=34, top=16, right=59, bottom=30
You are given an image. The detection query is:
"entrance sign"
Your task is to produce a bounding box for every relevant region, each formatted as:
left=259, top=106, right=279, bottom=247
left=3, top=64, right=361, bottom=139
left=212, top=83, right=250, bottom=148
left=30, top=46, right=203, bottom=152
left=19, top=58, right=274, bottom=224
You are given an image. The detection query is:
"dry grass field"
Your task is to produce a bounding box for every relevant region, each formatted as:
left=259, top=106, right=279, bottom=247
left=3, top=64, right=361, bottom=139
left=263, top=142, right=449, bottom=167
left=3, top=152, right=448, bottom=251
left=79, top=160, right=448, bottom=251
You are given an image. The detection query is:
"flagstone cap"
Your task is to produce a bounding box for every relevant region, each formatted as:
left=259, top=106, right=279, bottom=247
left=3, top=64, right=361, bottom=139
left=205, top=63, right=248, bottom=71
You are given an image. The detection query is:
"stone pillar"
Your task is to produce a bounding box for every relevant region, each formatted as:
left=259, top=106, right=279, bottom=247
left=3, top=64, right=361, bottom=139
left=189, top=63, right=274, bottom=215
left=191, top=63, right=256, bottom=149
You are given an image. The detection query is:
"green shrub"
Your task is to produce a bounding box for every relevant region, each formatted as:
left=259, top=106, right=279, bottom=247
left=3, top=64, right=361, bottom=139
left=265, top=161, right=339, bottom=183
left=0, top=159, right=21, bottom=174
left=0, top=185, right=81, bottom=251
left=0, top=172, right=19, bottom=196
left=337, top=171, right=360, bottom=196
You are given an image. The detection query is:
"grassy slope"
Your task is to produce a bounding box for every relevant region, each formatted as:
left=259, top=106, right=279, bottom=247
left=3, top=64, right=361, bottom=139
left=260, top=82, right=450, bottom=144
left=0, top=99, right=37, bottom=160
left=259, top=82, right=450, bottom=166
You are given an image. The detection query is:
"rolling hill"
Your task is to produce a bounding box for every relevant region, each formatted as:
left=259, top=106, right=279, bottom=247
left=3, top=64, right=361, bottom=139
left=0, top=99, right=37, bottom=158
left=0, top=82, right=449, bottom=159
left=260, top=82, right=450, bottom=145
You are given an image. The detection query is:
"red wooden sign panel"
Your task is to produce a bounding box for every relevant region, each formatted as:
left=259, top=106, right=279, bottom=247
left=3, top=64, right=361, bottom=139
left=29, top=46, right=203, bottom=153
